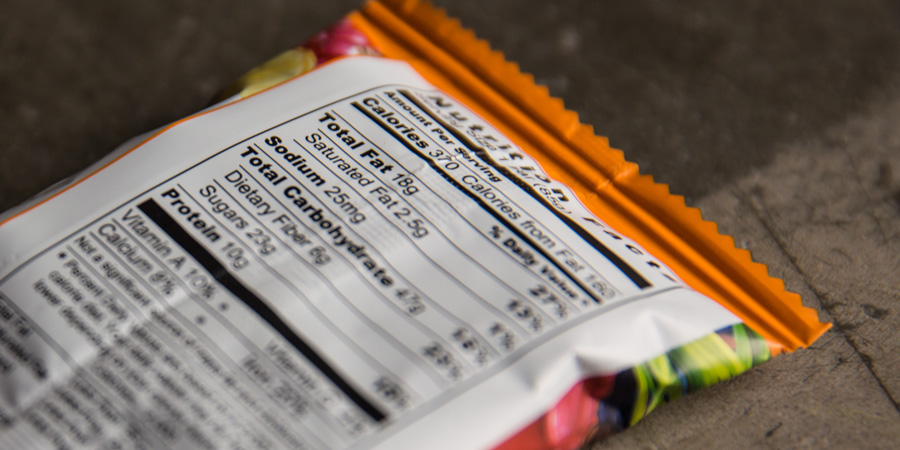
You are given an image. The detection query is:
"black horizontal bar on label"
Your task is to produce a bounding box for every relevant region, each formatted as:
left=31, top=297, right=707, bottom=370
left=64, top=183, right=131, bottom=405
left=137, top=198, right=387, bottom=423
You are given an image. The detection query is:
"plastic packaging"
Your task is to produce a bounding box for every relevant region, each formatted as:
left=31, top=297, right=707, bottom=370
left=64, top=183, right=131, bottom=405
left=0, top=1, right=829, bottom=449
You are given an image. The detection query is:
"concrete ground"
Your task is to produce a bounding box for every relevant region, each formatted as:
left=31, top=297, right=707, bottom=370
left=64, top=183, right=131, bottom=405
left=2, top=0, right=898, bottom=448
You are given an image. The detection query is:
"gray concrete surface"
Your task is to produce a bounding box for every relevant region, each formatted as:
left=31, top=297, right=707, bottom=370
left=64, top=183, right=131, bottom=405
left=2, top=0, right=899, bottom=448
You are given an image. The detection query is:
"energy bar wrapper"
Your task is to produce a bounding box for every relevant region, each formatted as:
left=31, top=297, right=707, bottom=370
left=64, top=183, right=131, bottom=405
left=0, top=1, right=829, bottom=448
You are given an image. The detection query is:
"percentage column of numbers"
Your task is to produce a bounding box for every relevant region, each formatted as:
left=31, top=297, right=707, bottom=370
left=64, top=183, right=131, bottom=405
left=148, top=266, right=217, bottom=301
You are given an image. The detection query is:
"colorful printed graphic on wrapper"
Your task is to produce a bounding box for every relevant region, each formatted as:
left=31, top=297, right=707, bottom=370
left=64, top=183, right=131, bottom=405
left=494, top=323, right=774, bottom=450
left=215, top=19, right=380, bottom=102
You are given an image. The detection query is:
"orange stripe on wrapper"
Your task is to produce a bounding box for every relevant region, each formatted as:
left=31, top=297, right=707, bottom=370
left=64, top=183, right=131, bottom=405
left=350, top=0, right=828, bottom=353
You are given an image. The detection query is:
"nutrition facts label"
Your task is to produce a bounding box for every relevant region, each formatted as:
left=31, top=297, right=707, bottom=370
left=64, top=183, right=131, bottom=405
left=0, top=73, right=690, bottom=449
